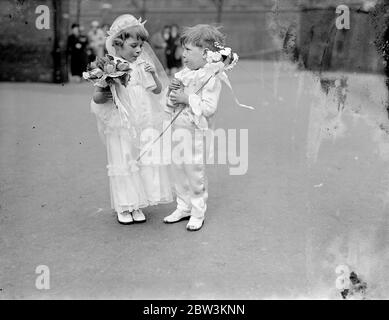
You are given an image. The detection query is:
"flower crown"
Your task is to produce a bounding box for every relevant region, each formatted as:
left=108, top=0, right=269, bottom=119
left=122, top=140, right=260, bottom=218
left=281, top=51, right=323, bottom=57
left=106, top=16, right=147, bottom=38
left=205, top=42, right=239, bottom=71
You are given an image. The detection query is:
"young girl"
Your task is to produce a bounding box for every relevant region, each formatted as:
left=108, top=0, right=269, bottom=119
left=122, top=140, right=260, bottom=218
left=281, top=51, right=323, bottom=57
left=91, top=14, right=173, bottom=225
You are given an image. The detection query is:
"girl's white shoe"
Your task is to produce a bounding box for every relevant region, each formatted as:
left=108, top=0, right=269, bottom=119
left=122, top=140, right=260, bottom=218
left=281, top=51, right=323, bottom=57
left=117, top=210, right=134, bottom=225
left=163, top=209, right=191, bottom=224
left=186, top=216, right=205, bottom=231
left=132, top=209, right=146, bottom=223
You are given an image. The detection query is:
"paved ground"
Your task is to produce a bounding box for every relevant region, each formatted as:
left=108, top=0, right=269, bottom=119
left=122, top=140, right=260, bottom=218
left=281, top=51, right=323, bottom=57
left=1, top=60, right=389, bottom=299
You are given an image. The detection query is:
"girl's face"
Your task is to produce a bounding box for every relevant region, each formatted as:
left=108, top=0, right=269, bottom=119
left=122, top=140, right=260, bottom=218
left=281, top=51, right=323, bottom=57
left=163, top=27, right=170, bottom=35
left=182, top=43, right=206, bottom=70
left=116, top=37, right=143, bottom=62
left=163, top=27, right=170, bottom=40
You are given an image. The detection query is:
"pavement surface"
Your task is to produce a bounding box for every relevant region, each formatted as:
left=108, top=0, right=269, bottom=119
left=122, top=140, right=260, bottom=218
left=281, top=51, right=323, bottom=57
left=1, top=60, right=389, bottom=299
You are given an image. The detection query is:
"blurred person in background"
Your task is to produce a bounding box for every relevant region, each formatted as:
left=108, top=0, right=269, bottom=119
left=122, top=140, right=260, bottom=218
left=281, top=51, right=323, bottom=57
left=165, top=24, right=183, bottom=76
left=88, top=20, right=106, bottom=61
left=150, top=25, right=170, bottom=69
left=67, top=23, right=89, bottom=82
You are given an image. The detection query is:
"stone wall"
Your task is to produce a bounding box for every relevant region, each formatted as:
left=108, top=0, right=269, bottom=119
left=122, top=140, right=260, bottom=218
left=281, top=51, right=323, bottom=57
left=0, top=0, right=69, bottom=82
left=298, top=1, right=385, bottom=73
left=0, top=0, right=386, bottom=83
left=69, top=0, right=289, bottom=59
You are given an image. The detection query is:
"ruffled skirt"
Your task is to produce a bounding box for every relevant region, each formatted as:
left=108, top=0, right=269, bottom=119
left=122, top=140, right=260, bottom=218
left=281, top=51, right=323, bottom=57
left=91, top=100, right=173, bottom=213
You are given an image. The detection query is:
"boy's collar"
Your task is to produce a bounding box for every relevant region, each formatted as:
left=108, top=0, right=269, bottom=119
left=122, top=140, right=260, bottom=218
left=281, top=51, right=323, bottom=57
left=187, top=60, right=207, bottom=71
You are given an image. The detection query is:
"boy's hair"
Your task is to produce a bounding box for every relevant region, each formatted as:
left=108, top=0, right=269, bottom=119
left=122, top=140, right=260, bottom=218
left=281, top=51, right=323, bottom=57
left=180, top=24, right=225, bottom=51
left=112, top=25, right=149, bottom=47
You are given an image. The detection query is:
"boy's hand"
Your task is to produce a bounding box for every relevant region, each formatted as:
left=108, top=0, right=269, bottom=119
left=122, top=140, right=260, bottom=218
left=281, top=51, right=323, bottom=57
left=170, top=90, right=189, bottom=105
left=169, top=78, right=182, bottom=91
left=144, top=62, right=156, bottom=74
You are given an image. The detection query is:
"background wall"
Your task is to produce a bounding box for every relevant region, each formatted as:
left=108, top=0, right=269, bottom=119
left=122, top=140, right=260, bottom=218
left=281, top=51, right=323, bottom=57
left=298, top=1, right=385, bottom=73
left=0, top=0, right=69, bottom=83
left=68, top=0, right=288, bottom=58
left=0, top=0, right=386, bottom=83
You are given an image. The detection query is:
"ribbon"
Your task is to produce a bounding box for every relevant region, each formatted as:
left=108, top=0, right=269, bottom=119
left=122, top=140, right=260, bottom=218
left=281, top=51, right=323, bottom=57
left=218, top=71, right=255, bottom=110
left=110, top=84, right=131, bottom=129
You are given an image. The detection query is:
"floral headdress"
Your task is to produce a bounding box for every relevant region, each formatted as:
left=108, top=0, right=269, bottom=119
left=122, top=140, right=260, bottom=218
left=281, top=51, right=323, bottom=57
left=106, top=15, right=147, bottom=38
left=205, top=42, right=239, bottom=71
left=203, top=41, right=253, bottom=110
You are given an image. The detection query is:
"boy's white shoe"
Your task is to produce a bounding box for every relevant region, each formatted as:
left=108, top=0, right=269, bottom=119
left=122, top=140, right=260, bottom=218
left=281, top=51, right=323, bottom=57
left=163, top=209, right=191, bottom=224
left=186, top=216, right=205, bottom=231
left=132, top=209, right=146, bottom=223
left=117, top=210, right=133, bottom=225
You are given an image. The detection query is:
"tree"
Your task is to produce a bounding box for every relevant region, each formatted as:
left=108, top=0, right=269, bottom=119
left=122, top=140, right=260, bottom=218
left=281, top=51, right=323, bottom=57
left=129, top=0, right=147, bottom=19
left=211, top=0, right=224, bottom=24
left=53, top=0, right=70, bottom=83
left=76, top=0, right=81, bottom=25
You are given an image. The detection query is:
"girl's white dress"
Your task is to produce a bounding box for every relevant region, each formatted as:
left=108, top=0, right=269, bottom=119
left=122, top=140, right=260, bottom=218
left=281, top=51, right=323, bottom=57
left=91, top=58, right=173, bottom=213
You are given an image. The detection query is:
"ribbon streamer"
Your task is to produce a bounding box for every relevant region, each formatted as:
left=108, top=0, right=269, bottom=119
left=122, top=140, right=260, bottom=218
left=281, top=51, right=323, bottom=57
left=110, top=84, right=131, bottom=128
left=219, top=72, right=255, bottom=110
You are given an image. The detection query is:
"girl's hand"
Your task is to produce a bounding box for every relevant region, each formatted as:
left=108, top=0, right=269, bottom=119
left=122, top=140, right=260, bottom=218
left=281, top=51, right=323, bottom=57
left=169, top=78, right=182, bottom=91
left=102, top=89, right=113, bottom=100
left=170, top=90, right=189, bottom=105
left=144, top=62, right=156, bottom=74
left=93, top=86, right=113, bottom=104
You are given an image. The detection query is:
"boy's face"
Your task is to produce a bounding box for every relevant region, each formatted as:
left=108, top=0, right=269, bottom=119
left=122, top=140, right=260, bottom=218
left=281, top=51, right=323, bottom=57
left=72, top=27, right=79, bottom=36
left=182, top=43, right=206, bottom=70
left=116, top=37, right=143, bottom=62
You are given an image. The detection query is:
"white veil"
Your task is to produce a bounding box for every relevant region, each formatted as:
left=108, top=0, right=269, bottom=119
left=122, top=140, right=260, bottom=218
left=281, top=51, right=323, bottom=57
left=106, top=16, right=169, bottom=86
left=104, top=14, right=171, bottom=164
left=105, top=15, right=170, bottom=125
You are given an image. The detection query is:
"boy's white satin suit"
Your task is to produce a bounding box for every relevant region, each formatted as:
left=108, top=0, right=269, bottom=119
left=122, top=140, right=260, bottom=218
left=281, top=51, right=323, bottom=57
left=167, top=63, right=223, bottom=219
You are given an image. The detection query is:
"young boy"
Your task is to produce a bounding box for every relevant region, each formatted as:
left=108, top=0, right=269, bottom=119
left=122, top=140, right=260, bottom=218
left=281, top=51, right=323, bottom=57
left=163, top=24, right=226, bottom=231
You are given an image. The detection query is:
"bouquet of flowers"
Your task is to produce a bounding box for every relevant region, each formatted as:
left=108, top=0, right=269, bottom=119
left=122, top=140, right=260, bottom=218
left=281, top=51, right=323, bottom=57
left=205, top=42, right=239, bottom=71
left=204, top=42, right=253, bottom=110
left=82, top=54, right=132, bottom=88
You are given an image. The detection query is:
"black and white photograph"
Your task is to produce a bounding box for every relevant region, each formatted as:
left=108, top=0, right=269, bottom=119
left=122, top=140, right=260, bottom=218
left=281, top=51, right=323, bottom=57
left=1, top=0, right=389, bottom=304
